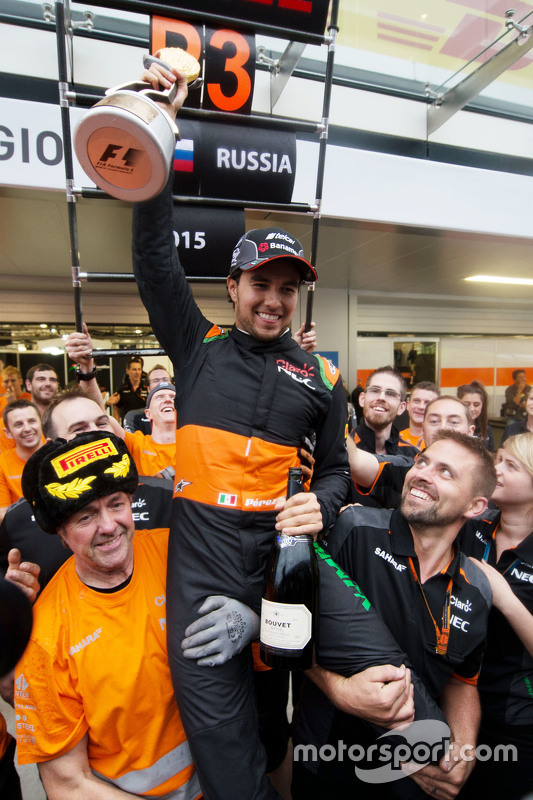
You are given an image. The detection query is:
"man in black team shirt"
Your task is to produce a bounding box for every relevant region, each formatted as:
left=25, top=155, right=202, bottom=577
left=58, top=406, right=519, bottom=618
left=353, top=366, right=419, bottom=459
left=107, top=356, right=149, bottom=422
left=292, top=431, right=496, bottom=800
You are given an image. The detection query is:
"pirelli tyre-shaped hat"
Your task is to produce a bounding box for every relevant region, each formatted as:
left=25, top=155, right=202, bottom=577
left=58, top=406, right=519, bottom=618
left=22, top=431, right=138, bottom=535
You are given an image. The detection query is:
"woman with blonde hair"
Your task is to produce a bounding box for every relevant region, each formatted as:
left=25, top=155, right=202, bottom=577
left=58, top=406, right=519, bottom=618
left=460, top=432, right=533, bottom=798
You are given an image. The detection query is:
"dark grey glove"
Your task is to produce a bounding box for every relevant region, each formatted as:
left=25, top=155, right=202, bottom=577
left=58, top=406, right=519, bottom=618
left=157, top=466, right=175, bottom=481
left=181, top=595, right=259, bottom=667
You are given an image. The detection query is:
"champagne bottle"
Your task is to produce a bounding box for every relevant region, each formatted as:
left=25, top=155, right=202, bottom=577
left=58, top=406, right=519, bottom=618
left=260, top=467, right=318, bottom=669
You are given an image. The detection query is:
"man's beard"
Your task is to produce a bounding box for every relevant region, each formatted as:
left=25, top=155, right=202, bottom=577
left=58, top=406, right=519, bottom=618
left=400, top=492, right=465, bottom=528
left=401, top=504, right=458, bottom=528
left=364, top=410, right=394, bottom=431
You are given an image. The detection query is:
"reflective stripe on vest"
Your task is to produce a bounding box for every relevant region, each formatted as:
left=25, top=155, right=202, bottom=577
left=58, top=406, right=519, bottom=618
left=92, top=738, right=198, bottom=796
left=150, top=771, right=202, bottom=800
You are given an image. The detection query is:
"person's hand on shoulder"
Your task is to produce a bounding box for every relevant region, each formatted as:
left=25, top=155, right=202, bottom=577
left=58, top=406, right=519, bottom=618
left=293, top=322, right=316, bottom=354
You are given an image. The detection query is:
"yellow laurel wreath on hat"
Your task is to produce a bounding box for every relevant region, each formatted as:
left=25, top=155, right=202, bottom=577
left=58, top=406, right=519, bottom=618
left=104, top=454, right=130, bottom=479
left=45, top=476, right=97, bottom=500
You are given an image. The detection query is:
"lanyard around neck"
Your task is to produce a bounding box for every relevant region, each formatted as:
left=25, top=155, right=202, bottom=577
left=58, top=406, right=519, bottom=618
left=408, top=557, right=453, bottom=656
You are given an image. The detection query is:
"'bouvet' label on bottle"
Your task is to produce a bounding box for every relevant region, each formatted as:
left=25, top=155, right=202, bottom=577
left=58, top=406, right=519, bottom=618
left=260, top=599, right=312, bottom=649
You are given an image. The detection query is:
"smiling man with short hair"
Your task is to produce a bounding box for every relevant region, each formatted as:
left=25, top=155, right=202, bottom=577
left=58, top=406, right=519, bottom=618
left=347, top=395, right=475, bottom=510
left=354, top=366, right=418, bottom=458
left=25, top=363, right=60, bottom=417
left=123, top=381, right=177, bottom=478
left=128, top=63, right=351, bottom=800
left=14, top=431, right=200, bottom=800
left=292, top=431, right=497, bottom=800
left=0, top=400, right=43, bottom=522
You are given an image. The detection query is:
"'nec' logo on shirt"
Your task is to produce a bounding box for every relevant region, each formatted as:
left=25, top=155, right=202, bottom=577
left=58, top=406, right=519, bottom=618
left=511, top=568, right=533, bottom=584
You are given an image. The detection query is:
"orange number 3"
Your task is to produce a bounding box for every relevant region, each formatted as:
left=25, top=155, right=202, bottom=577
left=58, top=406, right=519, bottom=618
left=207, top=29, right=252, bottom=112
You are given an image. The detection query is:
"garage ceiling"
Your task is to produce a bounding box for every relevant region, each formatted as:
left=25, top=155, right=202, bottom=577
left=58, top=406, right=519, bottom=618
left=1, top=185, right=533, bottom=315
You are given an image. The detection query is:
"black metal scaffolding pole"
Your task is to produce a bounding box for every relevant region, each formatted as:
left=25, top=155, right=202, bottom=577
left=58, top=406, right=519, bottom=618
left=305, top=0, right=339, bottom=332
left=55, top=0, right=84, bottom=333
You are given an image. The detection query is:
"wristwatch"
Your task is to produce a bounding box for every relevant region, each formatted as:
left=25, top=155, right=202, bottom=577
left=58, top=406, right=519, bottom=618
left=75, top=364, right=97, bottom=382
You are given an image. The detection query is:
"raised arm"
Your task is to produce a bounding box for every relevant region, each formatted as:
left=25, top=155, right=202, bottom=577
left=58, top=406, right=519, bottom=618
left=64, top=324, right=105, bottom=409
left=132, top=67, right=212, bottom=372
left=346, top=434, right=380, bottom=488
left=64, top=326, right=124, bottom=440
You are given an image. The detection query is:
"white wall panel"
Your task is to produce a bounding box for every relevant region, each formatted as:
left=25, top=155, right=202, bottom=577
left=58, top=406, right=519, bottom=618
left=330, top=86, right=425, bottom=140
left=0, top=99, right=91, bottom=190
left=440, top=338, right=496, bottom=369
left=439, top=338, right=498, bottom=414
left=355, top=303, right=533, bottom=336
left=354, top=338, right=392, bottom=374
left=429, top=111, right=533, bottom=160
left=3, top=23, right=149, bottom=89
left=322, top=146, right=533, bottom=238
left=2, top=24, right=58, bottom=81
left=495, top=339, right=533, bottom=371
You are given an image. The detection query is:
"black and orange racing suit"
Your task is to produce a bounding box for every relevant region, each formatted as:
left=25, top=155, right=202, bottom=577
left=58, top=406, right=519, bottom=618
left=132, top=180, right=440, bottom=800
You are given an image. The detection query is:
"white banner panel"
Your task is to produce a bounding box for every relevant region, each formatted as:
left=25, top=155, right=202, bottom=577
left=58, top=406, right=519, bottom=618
left=0, top=98, right=93, bottom=191
left=322, top=144, right=533, bottom=240
left=0, top=96, right=318, bottom=202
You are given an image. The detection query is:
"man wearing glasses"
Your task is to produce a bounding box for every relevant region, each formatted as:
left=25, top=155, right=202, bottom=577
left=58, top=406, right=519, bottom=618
left=353, top=366, right=419, bottom=458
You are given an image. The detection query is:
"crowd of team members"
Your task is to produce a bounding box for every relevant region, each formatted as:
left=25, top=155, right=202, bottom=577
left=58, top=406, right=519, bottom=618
left=343, top=367, right=533, bottom=799
left=0, top=354, right=531, bottom=799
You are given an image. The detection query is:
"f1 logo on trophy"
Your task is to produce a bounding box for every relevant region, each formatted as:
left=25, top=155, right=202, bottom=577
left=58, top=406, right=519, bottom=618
left=74, top=48, right=201, bottom=201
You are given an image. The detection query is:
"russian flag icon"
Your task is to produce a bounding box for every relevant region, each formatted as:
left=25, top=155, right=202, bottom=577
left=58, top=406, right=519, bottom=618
left=174, top=139, right=194, bottom=172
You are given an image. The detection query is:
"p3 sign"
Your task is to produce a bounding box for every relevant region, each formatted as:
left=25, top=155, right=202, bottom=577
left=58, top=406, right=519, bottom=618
left=151, top=17, right=255, bottom=114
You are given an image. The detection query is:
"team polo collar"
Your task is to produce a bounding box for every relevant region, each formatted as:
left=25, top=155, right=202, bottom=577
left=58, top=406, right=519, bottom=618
left=358, top=419, right=400, bottom=451
left=471, top=509, right=533, bottom=566
left=515, top=529, right=533, bottom=562
left=230, top=325, right=296, bottom=353
left=390, top=509, right=463, bottom=586
left=496, top=525, right=533, bottom=567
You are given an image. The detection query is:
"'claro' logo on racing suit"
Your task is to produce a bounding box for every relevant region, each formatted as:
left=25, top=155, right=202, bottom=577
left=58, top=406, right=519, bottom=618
left=276, top=360, right=315, bottom=390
